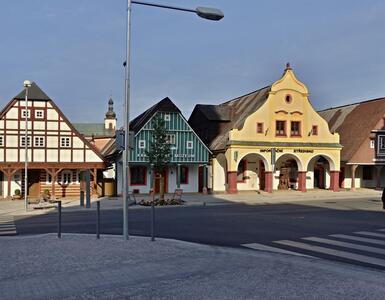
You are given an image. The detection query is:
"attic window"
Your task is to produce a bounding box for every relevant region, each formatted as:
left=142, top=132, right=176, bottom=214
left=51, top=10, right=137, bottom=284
left=285, top=95, right=292, bottom=104
left=164, top=114, right=170, bottom=121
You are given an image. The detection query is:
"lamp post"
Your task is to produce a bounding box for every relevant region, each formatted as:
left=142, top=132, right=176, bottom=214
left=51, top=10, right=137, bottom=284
left=122, top=0, right=223, bottom=240
left=23, top=80, right=31, bottom=212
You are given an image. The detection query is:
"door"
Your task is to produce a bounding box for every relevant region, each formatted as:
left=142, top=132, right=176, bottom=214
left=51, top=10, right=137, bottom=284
left=198, top=166, right=203, bottom=192
left=155, top=168, right=168, bottom=194
left=28, top=170, right=41, bottom=198
left=339, top=167, right=345, bottom=188
left=0, top=172, right=3, bottom=196
left=314, top=165, right=325, bottom=189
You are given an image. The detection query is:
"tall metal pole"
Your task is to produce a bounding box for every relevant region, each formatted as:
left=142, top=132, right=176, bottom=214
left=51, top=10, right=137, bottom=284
left=24, top=85, right=29, bottom=211
left=122, top=0, right=132, bottom=240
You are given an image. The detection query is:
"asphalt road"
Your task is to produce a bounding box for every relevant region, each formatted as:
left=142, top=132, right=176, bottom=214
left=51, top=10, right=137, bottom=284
left=14, top=198, right=385, bottom=270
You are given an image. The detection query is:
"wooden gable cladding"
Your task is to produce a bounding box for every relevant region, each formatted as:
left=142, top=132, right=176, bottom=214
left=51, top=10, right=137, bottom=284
left=0, top=96, right=105, bottom=166
left=130, top=111, right=210, bottom=164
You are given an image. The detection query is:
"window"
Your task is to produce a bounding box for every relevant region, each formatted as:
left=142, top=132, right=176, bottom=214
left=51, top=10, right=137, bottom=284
left=138, top=140, right=146, bottom=149
left=35, top=110, right=44, bottom=118
left=20, top=136, right=31, bottom=147
left=312, top=125, right=318, bottom=136
left=290, top=121, right=301, bottom=136
left=22, top=109, right=31, bottom=118
left=237, top=160, right=246, bottom=182
left=362, top=166, right=373, bottom=180
left=256, top=123, right=264, bottom=134
left=180, top=166, right=189, bottom=184
left=0, top=136, right=3, bottom=146
left=275, top=121, right=286, bottom=136
left=164, top=114, right=170, bottom=121
left=285, top=94, right=292, bottom=103
left=60, top=137, right=70, bottom=147
left=130, top=166, right=146, bottom=185
left=34, top=136, right=45, bottom=147
left=165, top=134, right=176, bottom=145
left=186, top=141, right=193, bottom=149
left=61, top=171, right=72, bottom=184
left=370, top=139, right=375, bottom=149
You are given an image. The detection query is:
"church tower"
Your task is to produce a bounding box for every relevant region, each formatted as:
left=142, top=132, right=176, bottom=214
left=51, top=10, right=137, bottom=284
left=104, top=97, right=117, bottom=130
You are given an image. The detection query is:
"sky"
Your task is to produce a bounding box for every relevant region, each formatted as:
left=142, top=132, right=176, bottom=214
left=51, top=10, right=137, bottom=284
left=1, top=0, right=385, bottom=126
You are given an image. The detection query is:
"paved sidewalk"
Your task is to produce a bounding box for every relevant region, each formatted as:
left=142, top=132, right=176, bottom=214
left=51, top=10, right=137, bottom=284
left=0, top=188, right=382, bottom=217
left=0, top=233, right=384, bottom=299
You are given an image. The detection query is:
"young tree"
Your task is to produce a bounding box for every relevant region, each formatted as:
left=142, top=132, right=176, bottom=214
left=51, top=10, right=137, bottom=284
left=146, top=115, right=171, bottom=200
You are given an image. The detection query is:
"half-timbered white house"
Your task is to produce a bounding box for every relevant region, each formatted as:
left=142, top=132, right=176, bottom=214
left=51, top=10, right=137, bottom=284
left=0, top=82, right=106, bottom=200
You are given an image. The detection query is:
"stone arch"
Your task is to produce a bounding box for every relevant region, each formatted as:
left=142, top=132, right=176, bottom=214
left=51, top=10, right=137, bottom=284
left=274, top=153, right=303, bottom=190
left=306, top=154, right=336, bottom=190
left=235, top=153, right=270, bottom=191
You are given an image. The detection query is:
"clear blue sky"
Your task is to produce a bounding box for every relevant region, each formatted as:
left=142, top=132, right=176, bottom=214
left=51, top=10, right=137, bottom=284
left=1, top=0, right=385, bottom=125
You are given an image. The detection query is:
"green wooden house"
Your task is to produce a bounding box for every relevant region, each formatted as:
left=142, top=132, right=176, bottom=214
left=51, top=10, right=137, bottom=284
left=115, top=97, right=211, bottom=194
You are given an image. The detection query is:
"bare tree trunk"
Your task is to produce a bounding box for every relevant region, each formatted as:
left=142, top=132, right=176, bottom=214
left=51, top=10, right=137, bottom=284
left=159, top=174, right=165, bottom=200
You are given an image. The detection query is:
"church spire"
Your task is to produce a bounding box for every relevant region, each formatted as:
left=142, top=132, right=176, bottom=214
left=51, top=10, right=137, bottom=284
left=104, top=97, right=117, bottom=130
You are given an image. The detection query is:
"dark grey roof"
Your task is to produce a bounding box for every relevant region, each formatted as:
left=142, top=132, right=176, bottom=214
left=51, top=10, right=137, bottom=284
left=195, top=105, right=230, bottom=121
left=130, top=97, right=180, bottom=133
left=73, top=123, right=115, bottom=137
left=14, top=82, right=51, bottom=101
left=190, top=86, right=271, bottom=151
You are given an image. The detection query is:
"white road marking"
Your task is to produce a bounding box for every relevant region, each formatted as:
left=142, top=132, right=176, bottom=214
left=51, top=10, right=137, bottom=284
left=303, top=237, right=385, bottom=255
left=329, top=234, right=385, bottom=246
left=274, top=240, right=385, bottom=267
left=242, top=243, right=314, bottom=258
left=354, top=231, right=385, bottom=239
left=0, top=216, right=17, bottom=236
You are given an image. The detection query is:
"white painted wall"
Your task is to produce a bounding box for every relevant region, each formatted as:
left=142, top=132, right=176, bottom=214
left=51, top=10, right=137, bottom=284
left=168, top=164, right=199, bottom=193
left=212, top=157, right=227, bottom=192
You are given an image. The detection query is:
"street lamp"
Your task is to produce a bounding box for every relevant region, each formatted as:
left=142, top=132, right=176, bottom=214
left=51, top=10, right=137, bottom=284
left=122, top=0, right=224, bottom=240
left=23, top=80, right=31, bottom=212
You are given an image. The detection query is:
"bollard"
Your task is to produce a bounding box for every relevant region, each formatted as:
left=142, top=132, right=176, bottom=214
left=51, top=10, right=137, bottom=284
left=58, top=201, right=62, bottom=238
left=96, top=201, right=100, bottom=239
left=151, top=201, right=155, bottom=241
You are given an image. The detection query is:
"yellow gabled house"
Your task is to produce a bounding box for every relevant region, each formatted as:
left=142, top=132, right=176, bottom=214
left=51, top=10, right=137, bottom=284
left=189, top=64, right=341, bottom=193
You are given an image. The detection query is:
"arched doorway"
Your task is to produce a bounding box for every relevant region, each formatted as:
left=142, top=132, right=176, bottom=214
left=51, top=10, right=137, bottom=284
left=274, top=154, right=301, bottom=190
left=307, top=155, right=334, bottom=190
left=236, top=153, right=268, bottom=191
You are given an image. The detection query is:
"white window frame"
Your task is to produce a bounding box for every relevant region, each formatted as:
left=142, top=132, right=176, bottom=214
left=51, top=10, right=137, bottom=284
left=370, top=139, right=375, bottom=149
left=60, top=137, right=71, bottom=148
left=186, top=141, right=193, bottom=149
left=138, top=140, right=146, bottom=149
left=164, top=113, right=170, bottom=121
left=61, top=170, right=72, bottom=184
left=22, top=109, right=31, bottom=118
left=34, top=136, right=45, bottom=147
left=0, top=135, right=3, bottom=146
left=35, top=110, right=44, bottom=119
left=166, top=134, right=176, bottom=145
left=20, top=136, right=31, bottom=147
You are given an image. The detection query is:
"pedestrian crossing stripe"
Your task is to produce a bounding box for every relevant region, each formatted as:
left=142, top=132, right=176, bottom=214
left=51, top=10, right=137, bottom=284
left=242, top=228, right=385, bottom=269
left=274, top=240, right=385, bottom=268
left=0, top=216, right=17, bottom=236
left=330, top=234, right=385, bottom=246
left=354, top=231, right=385, bottom=239
left=242, top=243, right=314, bottom=258
left=303, top=237, right=385, bottom=255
